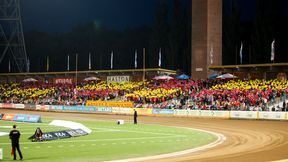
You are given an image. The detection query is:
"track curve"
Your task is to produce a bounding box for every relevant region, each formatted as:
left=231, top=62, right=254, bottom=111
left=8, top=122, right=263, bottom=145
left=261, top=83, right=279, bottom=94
left=2, top=109, right=288, bottom=162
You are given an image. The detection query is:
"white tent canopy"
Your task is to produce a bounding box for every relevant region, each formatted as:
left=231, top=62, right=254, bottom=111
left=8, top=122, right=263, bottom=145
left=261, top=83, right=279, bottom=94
left=152, top=75, right=174, bottom=80
left=22, top=78, right=38, bottom=82
left=216, top=73, right=238, bottom=79
left=83, top=76, right=100, bottom=81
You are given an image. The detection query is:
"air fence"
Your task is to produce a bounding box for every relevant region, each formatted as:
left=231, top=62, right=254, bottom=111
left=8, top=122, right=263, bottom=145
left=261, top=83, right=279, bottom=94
left=0, top=103, right=287, bottom=121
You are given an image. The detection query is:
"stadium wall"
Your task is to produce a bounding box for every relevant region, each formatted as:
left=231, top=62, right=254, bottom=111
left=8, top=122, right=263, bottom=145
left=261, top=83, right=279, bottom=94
left=0, top=103, right=287, bottom=121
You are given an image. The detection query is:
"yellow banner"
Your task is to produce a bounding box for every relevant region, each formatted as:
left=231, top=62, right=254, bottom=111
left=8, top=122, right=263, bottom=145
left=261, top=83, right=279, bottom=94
left=134, top=108, right=153, bottom=116
left=86, top=100, right=133, bottom=108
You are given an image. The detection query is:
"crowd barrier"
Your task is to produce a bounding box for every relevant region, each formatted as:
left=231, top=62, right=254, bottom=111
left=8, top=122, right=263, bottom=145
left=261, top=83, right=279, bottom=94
left=1, top=113, right=41, bottom=123
left=0, top=103, right=287, bottom=121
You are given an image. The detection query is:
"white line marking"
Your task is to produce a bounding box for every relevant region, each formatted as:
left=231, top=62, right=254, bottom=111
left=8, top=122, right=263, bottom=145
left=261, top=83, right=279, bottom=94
left=105, top=128, right=226, bottom=162
left=91, top=127, right=185, bottom=136
left=0, top=126, right=12, bottom=128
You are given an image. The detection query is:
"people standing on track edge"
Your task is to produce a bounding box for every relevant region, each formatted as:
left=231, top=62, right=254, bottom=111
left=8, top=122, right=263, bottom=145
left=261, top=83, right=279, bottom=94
left=134, top=109, right=138, bottom=124
left=9, top=125, right=23, bottom=160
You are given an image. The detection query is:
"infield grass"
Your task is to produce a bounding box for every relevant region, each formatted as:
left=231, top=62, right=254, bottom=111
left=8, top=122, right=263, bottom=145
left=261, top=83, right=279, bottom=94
left=0, top=117, right=217, bottom=162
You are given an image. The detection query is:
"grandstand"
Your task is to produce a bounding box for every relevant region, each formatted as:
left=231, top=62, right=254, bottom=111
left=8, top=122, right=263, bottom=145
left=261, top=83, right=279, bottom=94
left=0, top=68, right=176, bottom=83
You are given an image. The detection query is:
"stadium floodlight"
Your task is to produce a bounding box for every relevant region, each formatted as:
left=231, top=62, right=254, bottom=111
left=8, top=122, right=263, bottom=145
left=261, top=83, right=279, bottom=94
left=0, top=0, right=28, bottom=72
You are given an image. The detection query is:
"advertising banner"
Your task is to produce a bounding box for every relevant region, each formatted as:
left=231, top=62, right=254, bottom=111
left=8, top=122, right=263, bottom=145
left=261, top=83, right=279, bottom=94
left=230, top=111, right=258, bottom=119
left=33, top=130, right=72, bottom=141
left=152, top=109, right=174, bottom=115
left=97, top=107, right=112, bottom=113
left=187, top=110, right=200, bottom=116
left=24, top=104, right=36, bottom=110
left=62, top=106, right=97, bottom=112
left=2, top=103, right=15, bottom=109
left=134, top=108, right=152, bottom=115
left=28, top=129, right=87, bottom=141
left=49, top=105, right=64, bottom=111
left=258, top=112, right=287, bottom=120
left=2, top=114, right=15, bottom=121
left=112, top=107, right=132, bottom=114
left=86, top=100, right=133, bottom=108
left=14, top=104, right=25, bottom=109
left=107, top=76, right=130, bottom=83
left=174, top=109, right=189, bottom=116
left=0, top=114, right=2, bottom=120
left=65, top=129, right=88, bottom=137
left=53, top=78, right=73, bottom=84
left=13, top=114, right=42, bottom=123
left=198, top=110, right=213, bottom=117
left=36, top=105, right=49, bottom=111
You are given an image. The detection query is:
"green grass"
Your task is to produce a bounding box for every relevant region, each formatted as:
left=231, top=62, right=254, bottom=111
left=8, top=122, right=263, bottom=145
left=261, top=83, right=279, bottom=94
left=0, top=117, right=217, bottom=162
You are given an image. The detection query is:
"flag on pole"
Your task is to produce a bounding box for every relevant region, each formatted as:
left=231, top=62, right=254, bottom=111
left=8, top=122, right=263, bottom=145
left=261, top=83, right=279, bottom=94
left=88, top=53, right=91, bottom=70
left=67, top=54, right=70, bottom=71
left=110, top=51, right=113, bottom=69
left=271, top=39, right=275, bottom=62
left=8, top=59, right=11, bottom=72
left=27, top=57, right=30, bottom=72
left=134, top=50, right=137, bottom=68
left=240, top=42, right=243, bottom=64
left=158, top=48, right=161, bottom=67
left=210, top=45, right=214, bottom=64
left=46, top=56, right=49, bottom=71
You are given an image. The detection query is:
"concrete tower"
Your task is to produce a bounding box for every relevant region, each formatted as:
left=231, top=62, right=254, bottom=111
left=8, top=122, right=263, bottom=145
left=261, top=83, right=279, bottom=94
left=191, top=0, right=222, bottom=79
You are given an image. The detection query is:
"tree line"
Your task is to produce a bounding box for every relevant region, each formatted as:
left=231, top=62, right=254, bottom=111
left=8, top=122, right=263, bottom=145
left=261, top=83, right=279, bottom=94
left=2, top=0, right=191, bottom=74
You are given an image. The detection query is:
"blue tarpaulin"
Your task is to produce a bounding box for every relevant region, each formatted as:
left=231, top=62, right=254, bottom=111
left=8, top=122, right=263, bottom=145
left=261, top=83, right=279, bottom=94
left=208, top=73, right=218, bottom=79
left=176, top=74, right=190, bottom=80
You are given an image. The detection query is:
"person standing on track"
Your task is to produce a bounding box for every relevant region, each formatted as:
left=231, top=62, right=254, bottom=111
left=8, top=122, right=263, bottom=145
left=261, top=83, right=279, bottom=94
left=134, top=109, right=138, bottom=124
left=9, top=125, right=23, bottom=160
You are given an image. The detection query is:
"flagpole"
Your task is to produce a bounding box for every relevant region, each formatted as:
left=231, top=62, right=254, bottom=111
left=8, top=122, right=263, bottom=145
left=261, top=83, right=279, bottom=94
left=46, top=56, right=49, bottom=72
left=143, top=48, right=146, bottom=81
left=110, top=51, right=113, bottom=70
left=75, top=53, right=78, bottom=88
left=240, top=42, right=243, bottom=64
left=67, top=54, right=70, bottom=71
left=158, top=48, right=161, bottom=68
left=135, top=49, right=137, bottom=69
left=8, top=59, right=11, bottom=72
left=27, top=57, right=30, bottom=72
left=88, top=52, right=91, bottom=70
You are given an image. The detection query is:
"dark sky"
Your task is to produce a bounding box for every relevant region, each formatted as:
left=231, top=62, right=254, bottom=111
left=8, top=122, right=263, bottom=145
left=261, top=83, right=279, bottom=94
left=21, top=0, right=172, bottom=32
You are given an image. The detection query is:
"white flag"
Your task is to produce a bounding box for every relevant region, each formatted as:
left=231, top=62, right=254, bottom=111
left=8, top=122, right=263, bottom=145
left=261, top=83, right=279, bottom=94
left=67, top=54, right=70, bottom=71
left=8, top=59, right=11, bottom=72
left=271, top=39, right=275, bottom=61
left=27, top=57, right=30, bottom=72
left=88, top=53, right=91, bottom=70
left=134, top=50, right=137, bottom=68
left=46, top=56, right=49, bottom=71
left=210, top=45, right=214, bottom=64
left=240, top=42, right=243, bottom=64
left=158, top=48, right=161, bottom=67
left=110, top=51, right=113, bottom=69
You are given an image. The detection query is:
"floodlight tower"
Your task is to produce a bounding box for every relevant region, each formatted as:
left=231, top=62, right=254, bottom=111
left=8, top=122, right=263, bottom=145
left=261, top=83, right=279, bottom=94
left=0, top=0, right=28, bottom=72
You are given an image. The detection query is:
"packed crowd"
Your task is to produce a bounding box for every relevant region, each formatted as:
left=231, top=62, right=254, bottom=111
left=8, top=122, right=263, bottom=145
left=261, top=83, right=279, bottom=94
left=0, top=78, right=287, bottom=111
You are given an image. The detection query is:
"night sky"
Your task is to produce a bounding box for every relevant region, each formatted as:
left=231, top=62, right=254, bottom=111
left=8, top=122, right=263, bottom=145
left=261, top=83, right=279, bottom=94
left=21, top=0, right=171, bottom=32
left=1, top=0, right=287, bottom=73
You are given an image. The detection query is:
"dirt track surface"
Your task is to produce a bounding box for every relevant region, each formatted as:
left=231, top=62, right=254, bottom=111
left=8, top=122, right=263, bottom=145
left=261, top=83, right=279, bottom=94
left=1, top=109, right=288, bottom=162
